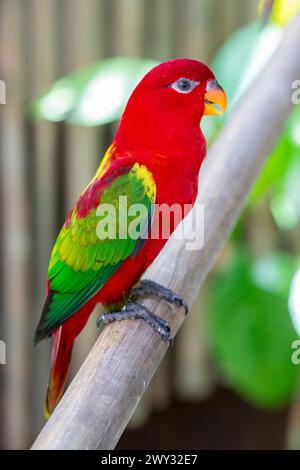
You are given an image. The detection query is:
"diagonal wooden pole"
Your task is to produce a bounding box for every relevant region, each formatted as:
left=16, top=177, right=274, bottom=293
left=31, top=14, right=300, bottom=450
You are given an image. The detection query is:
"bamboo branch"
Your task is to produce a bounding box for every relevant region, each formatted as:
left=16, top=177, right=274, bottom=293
left=31, top=13, right=300, bottom=450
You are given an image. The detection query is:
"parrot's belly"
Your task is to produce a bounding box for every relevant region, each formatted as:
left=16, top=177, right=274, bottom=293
left=94, top=235, right=168, bottom=309
left=95, top=194, right=196, bottom=309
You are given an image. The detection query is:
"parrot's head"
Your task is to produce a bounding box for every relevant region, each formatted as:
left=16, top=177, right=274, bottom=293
left=117, top=58, right=227, bottom=150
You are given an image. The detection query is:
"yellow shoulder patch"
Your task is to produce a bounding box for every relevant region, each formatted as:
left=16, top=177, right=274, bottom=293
left=95, top=144, right=114, bottom=179
left=130, top=163, right=156, bottom=203
left=79, top=144, right=114, bottom=196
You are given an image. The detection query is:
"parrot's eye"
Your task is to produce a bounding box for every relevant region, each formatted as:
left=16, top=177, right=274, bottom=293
left=170, top=77, right=199, bottom=94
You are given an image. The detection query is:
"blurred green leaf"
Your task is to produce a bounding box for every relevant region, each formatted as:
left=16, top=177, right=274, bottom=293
left=270, top=0, right=300, bottom=26
left=271, top=193, right=299, bottom=230
left=206, top=250, right=300, bottom=407
left=29, top=57, right=158, bottom=126
left=207, top=19, right=300, bottom=209
left=251, top=252, right=299, bottom=296
left=203, top=21, right=282, bottom=147
left=211, top=21, right=282, bottom=116
left=251, top=106, right=300, bottom=206
left=270, top=148, right=300, bottom=229
left=202, top=22, right=263, bottom=145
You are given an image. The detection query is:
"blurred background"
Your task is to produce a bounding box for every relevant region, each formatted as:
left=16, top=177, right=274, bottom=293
left=1, top=0, right=300, bottom=450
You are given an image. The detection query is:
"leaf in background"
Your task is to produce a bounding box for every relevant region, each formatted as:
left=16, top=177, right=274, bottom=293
left=206, top=250, right=300, bottom=407
left=265, top=107, right=300, bottom=229
left=270, top=0, right=300, bottom=26
left=270, top=159, right=300, bottom=230
left=202, top=22, right=262, bottom=145
left=202, top=21, right=283, bottom=146
left=211, top=21, right=282, bottom=116
left=251, top=252, right=299, bottom=296
left=29, top=57, right=158, bottom=126
left=206, top=19, right=300, bottom=208
left=251, top=105, right=300, bottom=207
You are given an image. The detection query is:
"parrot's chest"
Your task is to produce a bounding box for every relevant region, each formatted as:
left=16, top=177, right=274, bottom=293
left=155, top=165, right=199, bottom=208
left=149, top=140, right=204, bottom=209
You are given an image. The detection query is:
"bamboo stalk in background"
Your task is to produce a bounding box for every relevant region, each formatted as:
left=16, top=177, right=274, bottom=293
left=145, top=0, right=174, bottom=61
left=31, top=12, right=300, bottom=450
left=113, top=0, right=144, bottom=56
left=0, top=0, right=30, bottom=450
left=174, top=0, right=212, bottom=61
left=28, top=0, right=58, bottom=437
left=175, top=288, right=215, bottom=400
left=222, top=0, right=245, bottom=39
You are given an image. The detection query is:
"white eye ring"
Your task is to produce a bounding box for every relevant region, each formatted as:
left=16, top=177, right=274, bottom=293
left=170, top=77, right=199, bottom=94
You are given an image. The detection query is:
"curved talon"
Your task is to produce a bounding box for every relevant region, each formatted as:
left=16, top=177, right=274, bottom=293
left=160, top=330, right=173, bottom=350
left=172, top=297, right=189, bottom=316
left=131, top=279, right=189, bottom=315
left=97, top=301, right=173, bottom=349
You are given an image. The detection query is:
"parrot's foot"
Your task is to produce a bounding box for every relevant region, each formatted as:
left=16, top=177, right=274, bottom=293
left=97, top=301, right=173, bottom=349
left=130, top=279, right=188, bottom=315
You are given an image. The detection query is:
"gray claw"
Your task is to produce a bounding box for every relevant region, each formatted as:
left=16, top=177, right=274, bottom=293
left=131, top=279, right=189, bottom=315
left=97, top=301, right=173, bottom=349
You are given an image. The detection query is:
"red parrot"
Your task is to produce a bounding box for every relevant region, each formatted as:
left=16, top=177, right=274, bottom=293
left=35, top=58, right=227, bottom=417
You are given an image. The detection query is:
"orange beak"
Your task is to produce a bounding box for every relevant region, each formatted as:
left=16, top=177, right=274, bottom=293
left=204, top=79, right=227, bottom=116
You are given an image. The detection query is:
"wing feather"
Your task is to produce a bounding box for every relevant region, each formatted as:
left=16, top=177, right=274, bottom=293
left=35, top=161, right=156, bottom=343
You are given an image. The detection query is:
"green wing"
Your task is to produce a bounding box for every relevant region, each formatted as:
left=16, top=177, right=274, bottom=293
left=35, top=162, right=156, bottom=343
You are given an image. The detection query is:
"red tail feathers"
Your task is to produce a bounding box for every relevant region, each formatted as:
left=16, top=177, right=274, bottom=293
left=45, top=325, right=73, bottom=418
left=44, top=300, right=95, bottom=418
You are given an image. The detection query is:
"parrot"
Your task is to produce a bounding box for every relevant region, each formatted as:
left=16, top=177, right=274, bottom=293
left=34, top=58, right=227, bottom=417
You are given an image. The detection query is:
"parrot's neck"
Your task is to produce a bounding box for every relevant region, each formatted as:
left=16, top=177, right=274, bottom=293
left=115, top=110, right=205, bottom=171
left=112, top=121, right=206, bottom=210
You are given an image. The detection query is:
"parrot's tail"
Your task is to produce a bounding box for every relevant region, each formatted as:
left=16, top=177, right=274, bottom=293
left=45, top=325, right=73, bottom=419
left=43, top=300, right=95, bottom=418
